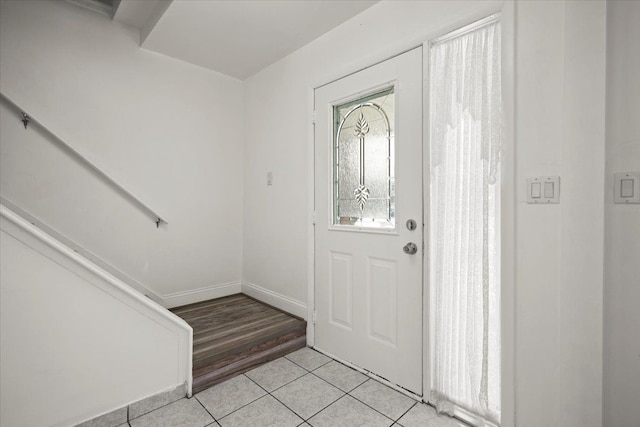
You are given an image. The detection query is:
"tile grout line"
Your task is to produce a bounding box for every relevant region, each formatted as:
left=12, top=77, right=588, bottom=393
left=298, top=392, right=351, bottom=423
left=263, top=357, right=348, bottom=421
left=245, top=359, right=311, bottom=394
left=206, top=374, right=269, bottom=422
left=266, top=387, right=308, bottom=425
left=307, top=369, right=367, bottom=395
left=344, top=387, right=399, bottom=424
left=268, top=372, right=346, bottom=422
left=244, top=358, right=350, bottom=424
left=283, top=351, right=333, bottom=372
left=126, top=394, right=188, bottom=422
left=126, top=396, right=215, bottom=426
left=305, top=358, right=367, bottom=391
left=304, top=367, right=373, bottom=419
left=306, top=370, right=412, bottom=424
left=193, top=394, right=218, bottom=424
left=247, top=354, right=400, bottom=424
left=197, top=352, right=420, bottom=427
left=307, top=358, right=419, bottom=423
left=196, top=349, right=330, bottom=424
left=393, top=401, right=418, bottom=425
left=243, top=374, right=306, bottom=425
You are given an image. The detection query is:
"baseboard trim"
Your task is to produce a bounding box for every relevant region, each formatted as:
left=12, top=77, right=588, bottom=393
left=163, top=282, right=241, bottom=308
left=241, top=281, right=307, bottom=319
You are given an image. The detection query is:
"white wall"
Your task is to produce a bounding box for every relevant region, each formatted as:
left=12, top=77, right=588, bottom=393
left=0, top=1, right=620, bottom=424
left=243, top=1, right=607, bottom=426
left=516, top=1, right=606, bottom=425
left=243, top=0, right=503, bottom=309
left=0, top=0, right=244, bottom=302
left=0, top=209, right=191, bottom=427
left=603, top=2, right=640, bottom=426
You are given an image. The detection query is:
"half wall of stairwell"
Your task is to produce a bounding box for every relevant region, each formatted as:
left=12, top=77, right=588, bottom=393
left=0, top=204, right=193, bottom=427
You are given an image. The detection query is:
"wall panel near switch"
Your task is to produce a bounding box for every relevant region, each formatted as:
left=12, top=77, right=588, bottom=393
left=527, top=176, right=560, bottom=204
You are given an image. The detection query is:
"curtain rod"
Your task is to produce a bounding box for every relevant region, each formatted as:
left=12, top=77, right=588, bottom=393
left=430, top=12, right=501, bottom=47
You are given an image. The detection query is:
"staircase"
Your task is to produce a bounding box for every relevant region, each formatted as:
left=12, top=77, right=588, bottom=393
left=171, top=293, right=307, bottom=394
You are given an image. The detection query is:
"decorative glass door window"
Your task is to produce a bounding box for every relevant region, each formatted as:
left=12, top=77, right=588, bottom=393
left=332, top=87, right=395, bottom=228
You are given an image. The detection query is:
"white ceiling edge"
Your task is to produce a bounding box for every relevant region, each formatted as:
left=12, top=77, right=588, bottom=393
left=66, top=0, right=114, bottom=18
left=138, top=0, right=380, bottom=80
left=113, top=0, right=172, bottom=44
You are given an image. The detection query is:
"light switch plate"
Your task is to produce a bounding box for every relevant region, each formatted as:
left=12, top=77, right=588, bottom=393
left=527, top=176, right=560, bottom=204
left=614, top=172, right=640, bottom=204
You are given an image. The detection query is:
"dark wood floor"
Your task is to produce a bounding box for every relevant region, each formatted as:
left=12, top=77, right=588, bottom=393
left=171, top=293, right=306, bottom=394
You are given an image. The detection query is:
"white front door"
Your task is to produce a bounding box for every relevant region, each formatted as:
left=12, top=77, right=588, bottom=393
left=314, top=48, right=423, bottom=394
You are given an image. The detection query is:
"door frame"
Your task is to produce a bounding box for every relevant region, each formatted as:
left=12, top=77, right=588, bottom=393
left=306, top=3, right=515, bottom=425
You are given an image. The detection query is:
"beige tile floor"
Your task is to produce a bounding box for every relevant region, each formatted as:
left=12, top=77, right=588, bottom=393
left=125, top=348, right=466, bottom=427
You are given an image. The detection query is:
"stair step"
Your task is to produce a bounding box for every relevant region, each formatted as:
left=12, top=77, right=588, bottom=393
left=192, top=331, right=306, bottom=394
left=171, top=294, right=307, bottom=395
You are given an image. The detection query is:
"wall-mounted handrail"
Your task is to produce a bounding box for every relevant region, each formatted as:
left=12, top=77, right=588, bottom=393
left=0, top=91, right=168, bottom=228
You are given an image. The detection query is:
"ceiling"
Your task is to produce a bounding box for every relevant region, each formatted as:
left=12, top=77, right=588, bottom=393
left=113, top=0, right=379, bottom=80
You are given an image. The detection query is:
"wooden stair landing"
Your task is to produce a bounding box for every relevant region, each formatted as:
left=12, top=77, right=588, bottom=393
left=171, top=294, right=306, bottom=394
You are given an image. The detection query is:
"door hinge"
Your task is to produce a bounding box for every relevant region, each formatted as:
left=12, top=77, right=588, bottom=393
left=312, top=110, right=316, bottom=125
left=312, top=310, right=317, bottom=324
left=312, top=210, right=317, bottom=225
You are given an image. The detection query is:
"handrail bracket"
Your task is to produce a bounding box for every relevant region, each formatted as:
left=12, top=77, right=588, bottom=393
left=21, top=112, right=30, bottom=129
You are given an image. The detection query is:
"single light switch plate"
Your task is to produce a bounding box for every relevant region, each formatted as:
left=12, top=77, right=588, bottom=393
left=614, top=172, right=640, bottom=204
left=527, top=176, right=560, bottom=204
left=267, top=171, right=273, bottom=186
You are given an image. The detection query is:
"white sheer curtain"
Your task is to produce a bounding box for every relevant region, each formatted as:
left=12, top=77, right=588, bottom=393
left=429, top=18, right=502, bottom=425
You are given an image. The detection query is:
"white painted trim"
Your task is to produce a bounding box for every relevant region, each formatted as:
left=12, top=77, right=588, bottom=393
left=163, top=282, right=241, bottom=309
left=422, top=33, right=432, bottom=408
left=451, top=404, right=500, bottom=427
left=0, top=203, right=193, bottom=396
left=307, top=86, right=316, bottom=345
left=242, top=281, right=307, bottom=319
left=499, top=2, right=516, bottom=426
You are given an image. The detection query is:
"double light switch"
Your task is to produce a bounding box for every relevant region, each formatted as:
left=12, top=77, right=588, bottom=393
left=527, top=176, right=560, bottom=204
